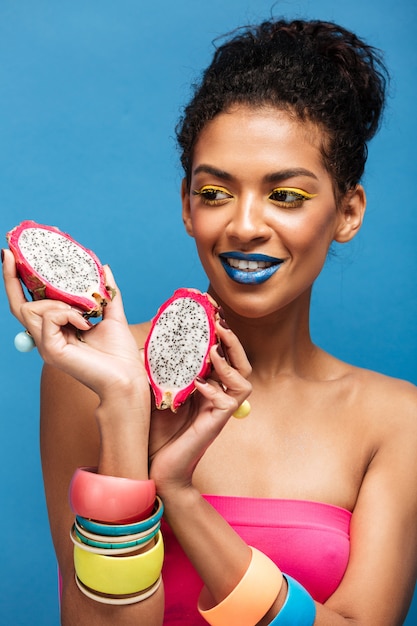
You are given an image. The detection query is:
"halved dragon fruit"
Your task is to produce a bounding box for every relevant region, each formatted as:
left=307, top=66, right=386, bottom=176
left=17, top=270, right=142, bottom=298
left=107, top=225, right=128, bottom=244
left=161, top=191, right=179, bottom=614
left=6, top=220, right=112, bottom=317
left=144, top=288, right=219, bottom=412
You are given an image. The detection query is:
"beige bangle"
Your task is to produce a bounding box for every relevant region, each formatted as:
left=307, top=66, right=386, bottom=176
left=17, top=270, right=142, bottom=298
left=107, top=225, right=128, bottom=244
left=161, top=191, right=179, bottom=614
left=198, top=547, right=283, bottom=626
left=75, top=573, right=162, bottom=605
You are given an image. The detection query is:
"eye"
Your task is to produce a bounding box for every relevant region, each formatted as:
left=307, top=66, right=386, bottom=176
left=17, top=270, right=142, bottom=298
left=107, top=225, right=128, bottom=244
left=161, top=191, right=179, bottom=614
left=192, top=186, right=234, bottom=206
left=269, top=187, right=317, bottom=208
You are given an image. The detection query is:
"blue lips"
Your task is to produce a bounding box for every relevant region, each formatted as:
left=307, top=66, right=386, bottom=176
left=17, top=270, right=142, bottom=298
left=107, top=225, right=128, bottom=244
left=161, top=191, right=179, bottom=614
left=219, top=252, right=284, bottom=285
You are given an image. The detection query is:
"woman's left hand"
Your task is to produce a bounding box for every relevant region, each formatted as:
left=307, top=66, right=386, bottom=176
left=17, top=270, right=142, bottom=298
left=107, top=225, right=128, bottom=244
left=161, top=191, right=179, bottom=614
left=149, top=321, right=252, bottom=496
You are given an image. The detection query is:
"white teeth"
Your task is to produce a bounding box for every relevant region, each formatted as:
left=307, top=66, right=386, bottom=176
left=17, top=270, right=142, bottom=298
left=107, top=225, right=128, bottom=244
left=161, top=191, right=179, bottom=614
left=227, top=258, right=271, bottom=271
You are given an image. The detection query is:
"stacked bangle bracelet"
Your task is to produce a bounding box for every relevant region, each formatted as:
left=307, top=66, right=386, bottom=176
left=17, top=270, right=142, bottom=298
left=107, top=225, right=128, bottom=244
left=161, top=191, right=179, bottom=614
left=198, top=547, right=283, bottom=626
left=69, top=467, right=164, bottom=605
left=69, top=467, right=156, bottom=523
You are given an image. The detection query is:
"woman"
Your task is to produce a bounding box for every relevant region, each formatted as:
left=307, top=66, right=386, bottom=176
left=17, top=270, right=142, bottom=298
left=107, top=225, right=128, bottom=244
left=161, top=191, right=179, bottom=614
left=3, top=18, right=417, bottom=626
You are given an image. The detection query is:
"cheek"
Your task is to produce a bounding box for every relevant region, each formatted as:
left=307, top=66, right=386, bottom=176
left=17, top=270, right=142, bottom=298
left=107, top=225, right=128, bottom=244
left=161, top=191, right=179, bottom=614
left=189, top=211, right=220, bottom=243
left=277, top=207, right=337, bottom=255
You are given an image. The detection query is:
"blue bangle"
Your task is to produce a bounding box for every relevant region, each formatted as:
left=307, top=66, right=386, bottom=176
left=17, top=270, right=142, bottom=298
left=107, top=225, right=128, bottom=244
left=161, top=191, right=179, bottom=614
left=76, top=495, right=164, bottom=536
left=74, top=521, right=161, bottom=549
left=269, top=575, right=316, bottom=625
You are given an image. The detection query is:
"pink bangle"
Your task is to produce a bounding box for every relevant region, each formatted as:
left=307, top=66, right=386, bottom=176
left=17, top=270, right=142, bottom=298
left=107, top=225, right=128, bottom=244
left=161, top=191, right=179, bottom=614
left=69, top=467, right=156, bottom=523
left=198, top=547, right=283, bottom=626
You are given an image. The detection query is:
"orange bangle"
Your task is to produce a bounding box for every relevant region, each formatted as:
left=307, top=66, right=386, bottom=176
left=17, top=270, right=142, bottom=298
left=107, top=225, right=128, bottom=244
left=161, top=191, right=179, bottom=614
left=198, top=547, right=283, bottom=626
left=69, top=467, right=156, bottom=523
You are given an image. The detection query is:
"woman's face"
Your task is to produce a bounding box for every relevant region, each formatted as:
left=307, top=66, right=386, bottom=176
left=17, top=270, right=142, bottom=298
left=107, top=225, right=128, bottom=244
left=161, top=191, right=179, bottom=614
left=182, top=106, right=361, bottom=319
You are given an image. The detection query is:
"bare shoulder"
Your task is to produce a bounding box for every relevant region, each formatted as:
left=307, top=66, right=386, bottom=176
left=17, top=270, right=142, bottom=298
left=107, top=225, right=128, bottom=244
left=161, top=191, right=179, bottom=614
left=344, top=364, right=417, bottom=458
left=352, top=365, right=417, bottom=419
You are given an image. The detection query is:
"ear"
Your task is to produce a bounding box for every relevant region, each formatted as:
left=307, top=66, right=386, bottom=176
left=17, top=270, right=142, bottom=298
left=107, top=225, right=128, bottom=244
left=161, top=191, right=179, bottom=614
left=333, top=185, right=366, bottom=244
left=181, top=178, right=194, bottom=238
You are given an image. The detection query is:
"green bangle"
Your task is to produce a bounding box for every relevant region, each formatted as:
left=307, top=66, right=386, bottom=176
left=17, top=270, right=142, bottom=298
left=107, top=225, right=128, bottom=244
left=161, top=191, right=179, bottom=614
left=74, top=530, right=164, bottom=595
left=74, top=515, right=161, bottom=546
left=76, top=495, right=164, bottom=536
left=71, top=523, right=160, bottom=554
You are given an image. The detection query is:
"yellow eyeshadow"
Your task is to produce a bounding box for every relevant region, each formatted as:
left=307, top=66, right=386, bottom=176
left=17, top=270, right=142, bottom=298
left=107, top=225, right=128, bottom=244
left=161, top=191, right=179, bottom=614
left=192, top=185, right=231, bottom=194
left=271, top=187, right=317, bottom=199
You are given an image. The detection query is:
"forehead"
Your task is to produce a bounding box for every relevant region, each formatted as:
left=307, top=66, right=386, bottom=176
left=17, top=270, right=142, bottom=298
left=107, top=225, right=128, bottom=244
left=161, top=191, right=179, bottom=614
left=192, top=105, right=328, bottom=179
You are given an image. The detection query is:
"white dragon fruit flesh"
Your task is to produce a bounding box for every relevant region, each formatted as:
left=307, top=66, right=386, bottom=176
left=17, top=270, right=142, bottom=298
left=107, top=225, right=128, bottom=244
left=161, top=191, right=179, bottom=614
left=6, top=220, right=112, bottom=317
left=144, top=288, right=219, bottom=412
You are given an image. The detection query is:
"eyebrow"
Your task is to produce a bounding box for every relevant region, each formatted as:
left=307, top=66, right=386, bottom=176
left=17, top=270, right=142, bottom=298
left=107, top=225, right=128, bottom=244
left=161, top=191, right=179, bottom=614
left=264, top=168, right=319, bottom=183
left=193, top=164, right=318, bottom=183
left=193, top=164, right=233, bottom=180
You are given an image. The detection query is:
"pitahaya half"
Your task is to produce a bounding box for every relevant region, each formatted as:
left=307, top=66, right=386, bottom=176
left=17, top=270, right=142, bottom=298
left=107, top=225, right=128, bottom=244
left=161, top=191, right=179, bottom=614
left=144, top=288, right=219, bottom=412
left=6, top=220, right=112, bottom=317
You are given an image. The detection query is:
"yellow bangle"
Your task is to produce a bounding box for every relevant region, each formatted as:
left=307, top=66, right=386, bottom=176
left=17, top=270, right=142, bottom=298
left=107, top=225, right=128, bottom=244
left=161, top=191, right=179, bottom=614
left=198, top=547, right=283, bottom=626
left=74, top=530, right=164, bottom=596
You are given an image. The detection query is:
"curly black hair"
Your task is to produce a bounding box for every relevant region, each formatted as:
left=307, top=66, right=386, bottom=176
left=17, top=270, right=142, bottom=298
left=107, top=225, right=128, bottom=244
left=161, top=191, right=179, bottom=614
left=176, top=19, right=389, bottom=196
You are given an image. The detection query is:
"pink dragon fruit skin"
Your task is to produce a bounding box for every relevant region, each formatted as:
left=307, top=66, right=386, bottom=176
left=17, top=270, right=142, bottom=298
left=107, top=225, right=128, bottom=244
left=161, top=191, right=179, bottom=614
left=6, top=220, right=112, bottom=317
left=144, top=288, right=219, bottom=412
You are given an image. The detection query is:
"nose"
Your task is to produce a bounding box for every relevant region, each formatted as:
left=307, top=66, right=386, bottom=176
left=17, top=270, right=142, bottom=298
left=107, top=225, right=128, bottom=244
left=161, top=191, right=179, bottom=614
left=225, top=193, right=271, bottom=244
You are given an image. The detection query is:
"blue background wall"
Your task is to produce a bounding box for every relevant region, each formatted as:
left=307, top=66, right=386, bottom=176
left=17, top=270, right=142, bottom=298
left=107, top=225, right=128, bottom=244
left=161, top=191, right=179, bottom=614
left=0, top=1, right=416, bottom=623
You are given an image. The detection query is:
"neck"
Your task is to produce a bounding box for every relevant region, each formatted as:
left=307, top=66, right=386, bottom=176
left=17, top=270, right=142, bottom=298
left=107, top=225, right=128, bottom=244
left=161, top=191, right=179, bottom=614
left=210, top=287, right=320, bottom=381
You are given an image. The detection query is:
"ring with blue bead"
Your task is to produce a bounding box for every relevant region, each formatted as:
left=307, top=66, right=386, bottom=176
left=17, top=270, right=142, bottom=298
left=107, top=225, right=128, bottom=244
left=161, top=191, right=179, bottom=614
left=14, top=330, right=36, bottom=352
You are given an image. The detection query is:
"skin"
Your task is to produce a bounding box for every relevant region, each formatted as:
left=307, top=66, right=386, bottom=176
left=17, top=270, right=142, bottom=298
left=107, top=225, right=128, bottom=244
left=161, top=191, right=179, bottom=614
left=3, top=105, right=417, bottom=625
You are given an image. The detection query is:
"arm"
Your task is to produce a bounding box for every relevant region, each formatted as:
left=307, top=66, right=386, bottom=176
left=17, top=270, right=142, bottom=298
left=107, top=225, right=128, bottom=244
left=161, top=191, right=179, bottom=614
left=151, top=337, right=417, bottom=626
left=3, top=249, right=164, bottom=625
left=322, top=380, right=417, bottom=625
left=41, top=366, right=165, bottom=626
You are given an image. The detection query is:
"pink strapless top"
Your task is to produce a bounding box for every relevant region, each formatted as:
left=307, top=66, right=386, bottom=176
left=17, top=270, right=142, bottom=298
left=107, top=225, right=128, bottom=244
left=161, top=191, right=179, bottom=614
left=162, top=495, right=351, bottom=625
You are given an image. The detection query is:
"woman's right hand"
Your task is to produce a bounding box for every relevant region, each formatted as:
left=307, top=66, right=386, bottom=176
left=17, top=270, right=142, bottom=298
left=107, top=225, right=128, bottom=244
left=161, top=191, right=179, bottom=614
left=2, top=248, right=148, bottom=404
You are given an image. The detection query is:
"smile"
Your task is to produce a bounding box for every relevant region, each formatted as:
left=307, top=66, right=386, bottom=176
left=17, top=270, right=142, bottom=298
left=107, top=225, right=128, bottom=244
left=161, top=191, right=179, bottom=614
left=219, top=252, right=284, bottom=285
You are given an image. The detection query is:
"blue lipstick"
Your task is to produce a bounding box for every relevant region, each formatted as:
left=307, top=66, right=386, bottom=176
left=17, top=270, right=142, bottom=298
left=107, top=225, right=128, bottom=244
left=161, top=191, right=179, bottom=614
left=219, top=252, right=284, bottom=285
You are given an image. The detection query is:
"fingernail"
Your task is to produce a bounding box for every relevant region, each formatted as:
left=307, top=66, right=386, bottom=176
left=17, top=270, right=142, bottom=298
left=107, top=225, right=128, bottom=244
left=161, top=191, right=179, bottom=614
left=217, top=344, right=225, bottom=358
left=219, top=318, right=230, bottom=330
left=218, top=307, right=226, bottom=320
left=195, top=376, right=207, bottom=384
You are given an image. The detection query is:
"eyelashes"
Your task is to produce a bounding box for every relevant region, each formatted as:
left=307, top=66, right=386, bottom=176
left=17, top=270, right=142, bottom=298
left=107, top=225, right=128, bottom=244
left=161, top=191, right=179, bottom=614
left=192, top=185, right=317, bottom=208
left=268, top=187, right=317, bottom=208
left=192, top=186, right=233, bottom=206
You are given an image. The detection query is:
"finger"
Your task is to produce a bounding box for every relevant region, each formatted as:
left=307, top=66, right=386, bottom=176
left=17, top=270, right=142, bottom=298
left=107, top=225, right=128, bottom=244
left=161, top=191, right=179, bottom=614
left=195, top=376, right=242, bottom=415
left=215, top=320, right=252, bottom=378
left=212, top=345, right=252, bottom=396
left=100, top=265, right=128, bottom=324
left=195, top=346, right=252, bottom=416
left=41, top=306, right=93, bottom=337
left=2, top=249, right=30, bottom=323
left=21, top=302, right=91, bottom=349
